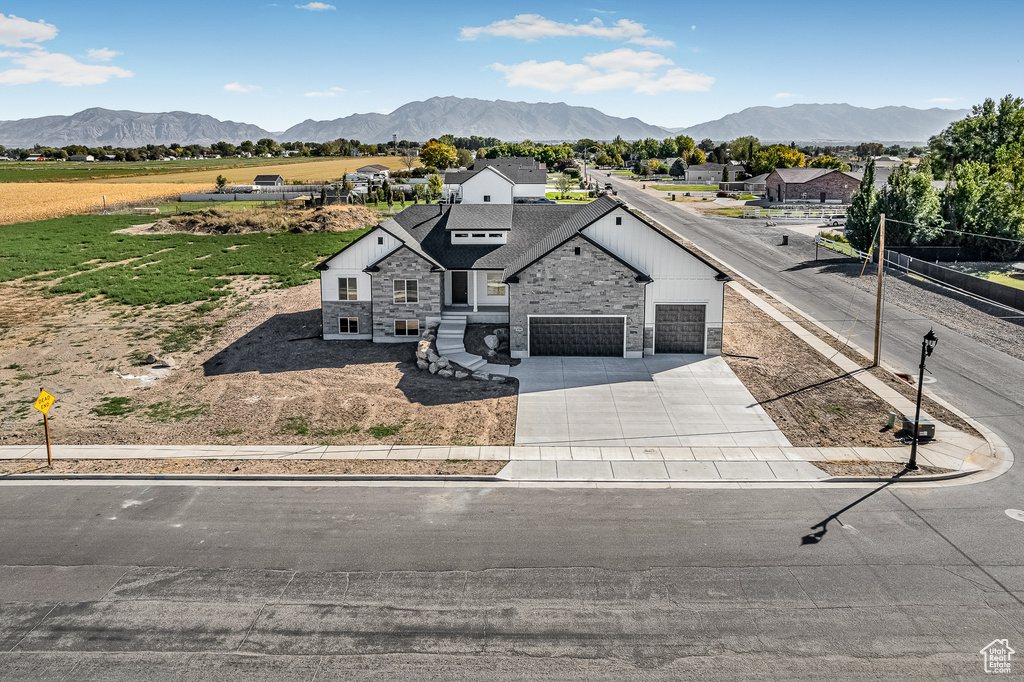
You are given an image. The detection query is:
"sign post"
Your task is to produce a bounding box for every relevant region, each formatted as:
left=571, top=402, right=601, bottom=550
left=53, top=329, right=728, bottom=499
left=33, top=389, right=55, bottom=467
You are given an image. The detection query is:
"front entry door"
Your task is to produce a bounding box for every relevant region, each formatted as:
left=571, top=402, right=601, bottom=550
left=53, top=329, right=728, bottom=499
left=451, top=271, right=468, bottom=304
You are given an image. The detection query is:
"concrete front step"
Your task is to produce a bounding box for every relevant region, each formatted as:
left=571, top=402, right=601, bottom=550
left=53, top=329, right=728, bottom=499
left=447, top=352, right=487, bottom=371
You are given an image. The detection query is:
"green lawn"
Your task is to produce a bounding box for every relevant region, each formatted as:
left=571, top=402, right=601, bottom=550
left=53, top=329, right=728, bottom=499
left=0, top=157, right=323, bottom=183
left=945, top=263, right=1024, bottom=291
left=651, top=184, right=720, bottom=192
left=0, top=212, right=369, bottom=306
left=703, top=207, right=745, bottom=218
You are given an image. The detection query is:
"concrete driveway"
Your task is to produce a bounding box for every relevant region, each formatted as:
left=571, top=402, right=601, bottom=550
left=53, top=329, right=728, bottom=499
left=509, top=355, right=791, bottom=447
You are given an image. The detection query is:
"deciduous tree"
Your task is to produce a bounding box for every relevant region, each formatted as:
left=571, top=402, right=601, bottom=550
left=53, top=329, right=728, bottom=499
left=420, top=140, right=458, bottom=170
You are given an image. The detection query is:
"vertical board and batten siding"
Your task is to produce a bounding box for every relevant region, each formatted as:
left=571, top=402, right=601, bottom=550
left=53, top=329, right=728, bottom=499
left=459, top=169, right=514, bottom=204
left=512, top=183, right=547, bottom=199
left=319, top=228, right=402, bottom=302
left=582, top=209, right=724, bottom=324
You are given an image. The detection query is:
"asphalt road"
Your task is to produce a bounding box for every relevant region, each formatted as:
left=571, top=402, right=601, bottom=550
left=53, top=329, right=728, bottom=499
left=2, top=182, right=1023, bottom=679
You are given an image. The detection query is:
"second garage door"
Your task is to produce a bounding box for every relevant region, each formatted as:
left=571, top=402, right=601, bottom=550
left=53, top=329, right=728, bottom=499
left=654, top=304, right=705, bottom=353
left=529, top=316, right=624, bottom=356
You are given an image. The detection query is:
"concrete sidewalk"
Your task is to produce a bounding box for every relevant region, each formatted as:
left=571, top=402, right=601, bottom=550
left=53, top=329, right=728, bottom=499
left=0, top=441, right=985, bottom=484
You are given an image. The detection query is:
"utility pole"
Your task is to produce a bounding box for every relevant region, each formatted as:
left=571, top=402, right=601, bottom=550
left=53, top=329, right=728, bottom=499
left=873, top=213, right=885, bottom=367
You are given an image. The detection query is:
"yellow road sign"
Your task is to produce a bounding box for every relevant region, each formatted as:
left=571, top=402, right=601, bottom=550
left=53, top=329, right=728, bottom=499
left=33, top=389, right=55, bottom=415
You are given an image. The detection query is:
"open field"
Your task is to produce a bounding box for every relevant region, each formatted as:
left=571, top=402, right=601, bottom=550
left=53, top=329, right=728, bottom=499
left=96, top=156, right=414, bottom=186
left=0, top=156, right=415, bottom=184
left=0, top=209, right=371, bottom=305
left=0, top=182, right=213, bottom=225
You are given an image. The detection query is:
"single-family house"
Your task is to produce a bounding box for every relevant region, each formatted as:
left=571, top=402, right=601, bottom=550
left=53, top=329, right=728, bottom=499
left=442, top=157, right=547, bottom=204
left=684, top=163, right=744, bottom=184
left=873, top=156, right=903, bottom=169
left=254, top=174, right=284, bottom=187
left=316, top=196, right=730, bottom=357
left=765, top=167, right=890, bottom=203
left=743, top=173, right=768, bottom=193
left=68, top=154, right=94, bottom=162
left=356, top=164, right=390, bottom=183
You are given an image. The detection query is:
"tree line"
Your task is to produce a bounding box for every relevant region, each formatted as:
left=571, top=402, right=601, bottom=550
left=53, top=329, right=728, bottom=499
left=846, top=94, right=1024, bottom=259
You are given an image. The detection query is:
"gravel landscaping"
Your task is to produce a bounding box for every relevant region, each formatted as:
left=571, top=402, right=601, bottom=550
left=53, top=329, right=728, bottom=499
left=0, top=458, right=506, bottom=476
left=812, top=460, right=954, bottom=478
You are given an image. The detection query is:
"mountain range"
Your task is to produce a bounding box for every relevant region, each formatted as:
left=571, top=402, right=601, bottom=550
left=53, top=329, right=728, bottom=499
left=0, top=98, right=969, bottom=148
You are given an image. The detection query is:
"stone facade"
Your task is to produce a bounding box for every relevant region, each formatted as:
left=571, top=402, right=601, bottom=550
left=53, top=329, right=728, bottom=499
left=706, top=327, right=723, bottom=353
left=370, top=247, right=442, bottom=341
left=509, top=235, right=647, bottom=356
left=322, top=300, right=372, bottom=339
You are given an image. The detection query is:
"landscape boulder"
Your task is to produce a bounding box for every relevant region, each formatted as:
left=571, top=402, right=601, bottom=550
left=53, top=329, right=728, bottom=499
left=429, top=362, right=439, bottom=374
left=490, top=375, right=506, bottom=383
left=484, top=335, right=499, bottom=350
left=417, top=359, right=429, bottom=371
left=495, top=328, right=509, bottom=342
left=436, top=356, right=450, bottom=369
left=144, top=353, right=159, bottom=364
left=471, top=372, right=490, bottom=381
left=438, top=368, right=454, bottom=378
left=454, top=370, right=470, bottom=380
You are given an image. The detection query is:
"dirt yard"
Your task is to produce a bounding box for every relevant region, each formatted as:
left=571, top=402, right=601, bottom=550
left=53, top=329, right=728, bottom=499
left=723, top=288, right=910, bottom=447
left=0, top=282, right=516, bottom=447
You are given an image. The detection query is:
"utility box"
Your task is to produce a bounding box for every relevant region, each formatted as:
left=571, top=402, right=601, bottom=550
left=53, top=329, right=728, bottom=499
left=902, top=416, right=935, bottom=441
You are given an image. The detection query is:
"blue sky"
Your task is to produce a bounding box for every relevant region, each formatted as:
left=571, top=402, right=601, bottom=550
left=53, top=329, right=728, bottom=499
left=1, top=1, right=1021, bottom=134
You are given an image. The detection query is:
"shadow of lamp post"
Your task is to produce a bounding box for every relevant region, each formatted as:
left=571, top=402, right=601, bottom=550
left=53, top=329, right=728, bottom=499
left=907, top=329, right=938, bottom=471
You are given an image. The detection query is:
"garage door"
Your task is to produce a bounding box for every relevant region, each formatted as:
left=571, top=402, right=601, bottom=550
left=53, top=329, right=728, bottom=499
left=655, top=304, right=705, bottom=353
left=529, top=316, right=624, bottom=357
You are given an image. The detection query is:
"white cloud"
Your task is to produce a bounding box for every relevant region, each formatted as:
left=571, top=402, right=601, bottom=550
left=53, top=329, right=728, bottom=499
left=691, top=25, right=696, bottom=30
left=0, top=14, right=57, bottom=48
left=224, top=82, right=262, bottom=93
left=587, top=8, right=617, bottom=14
left=461, top=14, right=674, bottom=48
left=86, top=47, right=120, bottom=62
left=582, top=48, right=672, bottom=73
left=0, top=14, right=132, bottom=87
left=772, top=92, right=799, bottom=99
left=0, top=49, right=132, bottom=86
left=929, top=97, right=957, bottom=103
left=296, top=2, right=335, bottom=10
left=304, top=86, right=346, bottom=97
left=491, top=50, right=713, bottom=94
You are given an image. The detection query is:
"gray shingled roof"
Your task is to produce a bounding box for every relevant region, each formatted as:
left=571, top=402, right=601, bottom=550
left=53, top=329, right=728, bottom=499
left=771, top=167, right=830, bottom=183
left=444, top=204, right=513, bottom=232
left=442, top=165, right=545, bottom=186
left=471, top=157, right=544, bottom=170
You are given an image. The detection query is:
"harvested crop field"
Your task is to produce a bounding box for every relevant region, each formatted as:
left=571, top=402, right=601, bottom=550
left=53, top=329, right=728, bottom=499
left=98, top=156, right=413, bottom=186
left=0, top=182, right=213, bottom=225
left=0, top=281, right=517, bottom=447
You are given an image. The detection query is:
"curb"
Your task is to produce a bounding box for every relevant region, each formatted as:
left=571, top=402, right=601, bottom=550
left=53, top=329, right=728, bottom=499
left=0, top=473, right=508, bottom=482
left=822, top=468, right=979, bottom=484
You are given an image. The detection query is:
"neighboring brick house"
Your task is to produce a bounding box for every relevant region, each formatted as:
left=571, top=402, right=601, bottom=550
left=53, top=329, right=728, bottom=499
left=315, top=196, right=730, bottom=357
left=766, top=167, right=890, bottom=203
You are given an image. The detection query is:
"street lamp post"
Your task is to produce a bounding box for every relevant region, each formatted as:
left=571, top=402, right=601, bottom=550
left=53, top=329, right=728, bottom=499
left=907, top=329, right=938, bottom=471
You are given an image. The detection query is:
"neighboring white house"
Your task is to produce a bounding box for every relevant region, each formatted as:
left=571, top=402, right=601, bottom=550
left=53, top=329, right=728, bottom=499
left=69, top=154, right=95, bottom=162
left=254, top=175, right=284, bottom=187
left=443, top=158, right=547, bottom=204
left=684, top=163, right=745, bottom=184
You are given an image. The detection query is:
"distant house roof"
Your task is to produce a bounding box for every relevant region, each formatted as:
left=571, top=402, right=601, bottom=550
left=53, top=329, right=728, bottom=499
left=744, top=173, right=769, bottom=184
left=770, top=167, right=831, bottom=183
left=471, top=156, right=545, bottom=171
left=254, top=175, right=284, bottom=184
left=443, top=165, right=545, bottom=186
left=357, top=164, right=389, bottom=172
left=686, top=163, right=728, bottom=172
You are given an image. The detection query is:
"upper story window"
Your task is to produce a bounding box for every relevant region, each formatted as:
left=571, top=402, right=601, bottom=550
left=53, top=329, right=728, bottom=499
left=450, top=232, right=508, bottom=245
left=483, top=195, right=491, bottom=202
left=338, top=277, right=357, bottom=301
left=615, top=216, right=622, bottom=225
left=394, top=279, right=418, bottom=304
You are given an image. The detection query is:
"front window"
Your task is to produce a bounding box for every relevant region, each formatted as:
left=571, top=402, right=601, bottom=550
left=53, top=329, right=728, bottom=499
left=339, top=317, right=358, bottom=334
left=338, top=277, right=357, bottom=301
left=483, top=195, right=491, bottom=202
left=395, top=319, right=419, bottom=336
left=486, top=272, right=506, bottom=297
left=393, top=279, right=418, bottom=304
